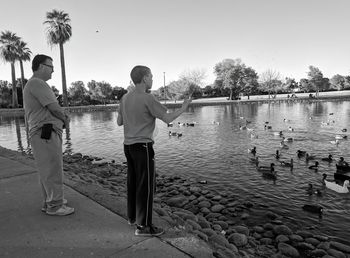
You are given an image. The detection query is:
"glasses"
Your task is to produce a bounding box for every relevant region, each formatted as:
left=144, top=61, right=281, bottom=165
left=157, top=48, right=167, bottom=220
left=42, top=64, right=54, bottom=70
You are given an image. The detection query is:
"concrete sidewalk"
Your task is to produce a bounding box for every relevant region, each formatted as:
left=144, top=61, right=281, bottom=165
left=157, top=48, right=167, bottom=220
left=0, top=155, right=202, bottom=258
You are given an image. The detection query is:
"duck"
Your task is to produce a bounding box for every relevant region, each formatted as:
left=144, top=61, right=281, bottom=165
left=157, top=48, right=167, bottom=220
left=335, top=135, right=347, bottom=140
left=330, top=139, right=340, bottom=145
left=176, top=133, right=183, bottom=137
left=212, top=121, right=220, bottom=125
left=321, top=154, right=333, bottom=162
left=308, top=161, right=319, bottom=170
left=321, top=121, right=330, bottom=126
left=273, top=131, right=283, bottom=136
left=248, top=146, right=257, bottom=155
left=186, top=122, right=195, bottom=127
left=257, top=163, right=276, bottom=178
left=297, top=150, right=307, bottom=157
left=306, top=183, right=314, bottom=195
left=323, top=175, right=349, bottom=193
left=329, top=112, right=334, bottom=115
left=337, top=157, right=349, bottom=167
left=240, top=125, right=247, bottom=130
left=302, top=204, right=323, bottom=214
left=288, top=126, right=294, bottom=131
left=265, top=121, right=269, bottom=124
left=274, top=150, right=281, bottom=159
left=341, top=128, right=347, bottom=132
left=280, top=158, right=293, bottom=168
left=283, top=118, right=290, bottom=122
left=306, top=183, right=323, bottom=196
left=257, top=163, right=275, bottom=172
left=178, top=122, right=186, bottom=126
left=168, top=131, right=178, bottom=136
left=167, top=122, right=174, bottom=127
left=282, top=136, right=293, bottom=142
left=265, top=125, right=272, bottom=130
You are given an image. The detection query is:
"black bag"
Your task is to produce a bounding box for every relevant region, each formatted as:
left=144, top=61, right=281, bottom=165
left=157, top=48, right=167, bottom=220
left=41, top=123, right=53, bottom=140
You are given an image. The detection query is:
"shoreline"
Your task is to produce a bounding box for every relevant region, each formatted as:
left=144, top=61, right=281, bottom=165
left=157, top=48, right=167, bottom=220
left=1, top=145, right=350, bottom=257
left=1, top=90, right=350, bottom=115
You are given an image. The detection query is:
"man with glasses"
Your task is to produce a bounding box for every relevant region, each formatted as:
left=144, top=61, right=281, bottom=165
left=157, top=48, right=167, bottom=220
left=23, top=54, right=74, bottom=216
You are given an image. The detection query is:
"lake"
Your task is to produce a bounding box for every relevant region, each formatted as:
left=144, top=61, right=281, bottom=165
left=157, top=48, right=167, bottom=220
left=1, top=100, right=350, bottom=243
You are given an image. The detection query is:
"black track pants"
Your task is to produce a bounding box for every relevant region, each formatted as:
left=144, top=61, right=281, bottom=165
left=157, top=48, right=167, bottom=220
left=124, top=142, right=155, bottom=226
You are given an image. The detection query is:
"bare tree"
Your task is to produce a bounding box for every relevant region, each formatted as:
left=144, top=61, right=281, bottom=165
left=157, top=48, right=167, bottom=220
left=179, top=68, right=207, bottom=87
left=259, top=69, right=282, bottom=98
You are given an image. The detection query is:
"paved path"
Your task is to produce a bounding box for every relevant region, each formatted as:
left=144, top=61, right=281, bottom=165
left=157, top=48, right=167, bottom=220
left=0, top=153, right=210, bottom=258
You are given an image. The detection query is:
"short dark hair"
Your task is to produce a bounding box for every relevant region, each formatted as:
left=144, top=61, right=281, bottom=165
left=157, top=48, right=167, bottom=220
left=32, top=54, right=53, bottom=72
left=130, top=65, right=150, bottom=84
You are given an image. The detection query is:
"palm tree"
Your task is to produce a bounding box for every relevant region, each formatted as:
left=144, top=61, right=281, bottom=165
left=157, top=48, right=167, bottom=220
left=0, top=30, right=21, bottom=108
left=43, top=9, right=72, bottom=107
left=16, top=40, right=32, bottom=103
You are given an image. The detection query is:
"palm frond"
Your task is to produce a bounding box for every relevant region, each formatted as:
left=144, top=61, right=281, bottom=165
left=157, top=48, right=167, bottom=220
left=44, top=9, right=72, bottom=46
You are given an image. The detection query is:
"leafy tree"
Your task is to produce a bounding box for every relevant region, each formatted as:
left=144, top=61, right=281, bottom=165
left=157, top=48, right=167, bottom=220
left=203, top=85, right=214, bottom=97
left=179, top=68, right=207, bottom=87
left=0, top=30, right=21, bottom=107
left=214, top=58, right=242, bottom=89
left=259, top=69, right=282, bottom=97
left=307, top=66, right=330, bottom=92
left=111, top=86, right=127, bottom=100
left=44, top=9, right=72, bottom=107
left=223, top=64, right=259, bottom=100
left=69, top=81, right=87, bottom=102
left=330, top=74, right=346, bottom=90
left=185, top=83, right=202, bottom=99
left=0, top=80, right=12, bottom=107
left=299, top=78, right=312, bottom=92
left=87, top=80, right=112, bottom=104
left=240, top=67, right=259, bottom=98
left=282, top=77, right=298, bottom=92
left=223, top=66, right=245, bottom=99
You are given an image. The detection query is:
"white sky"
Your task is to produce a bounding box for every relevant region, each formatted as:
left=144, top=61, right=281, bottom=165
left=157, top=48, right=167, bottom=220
left=1, top=0, right=349, bottom=92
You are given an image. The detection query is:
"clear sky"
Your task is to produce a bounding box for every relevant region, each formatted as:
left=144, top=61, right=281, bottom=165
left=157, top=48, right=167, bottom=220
left=1, top=0, right=349, bottom=92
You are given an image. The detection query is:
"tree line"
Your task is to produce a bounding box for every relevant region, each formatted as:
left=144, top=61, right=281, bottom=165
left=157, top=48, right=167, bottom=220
left=1, top=9, right=350, bottom=108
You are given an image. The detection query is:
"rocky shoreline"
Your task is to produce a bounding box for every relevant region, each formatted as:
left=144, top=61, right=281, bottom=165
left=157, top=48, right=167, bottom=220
left=62, top=152, right=350, bottom=258
left=1, top=145, right=350, bottom=258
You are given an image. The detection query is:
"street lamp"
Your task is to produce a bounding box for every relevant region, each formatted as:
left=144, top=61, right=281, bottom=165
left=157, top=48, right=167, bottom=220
left=163, top=72, right=166, bottom=104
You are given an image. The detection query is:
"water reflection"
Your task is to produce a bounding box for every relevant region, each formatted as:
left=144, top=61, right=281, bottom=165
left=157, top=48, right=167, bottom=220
left=1, top=101, right=350, bottom=243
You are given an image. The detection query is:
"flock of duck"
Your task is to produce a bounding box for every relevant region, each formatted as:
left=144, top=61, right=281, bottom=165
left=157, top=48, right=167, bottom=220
left=241, top=111, right=350, bottom=215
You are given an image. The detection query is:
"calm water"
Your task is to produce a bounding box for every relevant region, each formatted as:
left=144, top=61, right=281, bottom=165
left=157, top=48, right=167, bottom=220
left=1, top=101, right=350, bottom=243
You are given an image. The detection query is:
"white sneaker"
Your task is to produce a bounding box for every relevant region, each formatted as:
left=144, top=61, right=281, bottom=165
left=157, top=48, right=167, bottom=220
left=41, top=198, right=68, bottom=212
left=46, top=205, right=75, bottom=216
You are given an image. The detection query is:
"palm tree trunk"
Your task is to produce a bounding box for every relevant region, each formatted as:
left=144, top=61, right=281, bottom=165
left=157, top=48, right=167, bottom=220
left=19, top=60, right=25, bottom=107
left=229, top=88, right=233, bottom=100
left=59, top=42, right=68, bottom=107
left=11, top=62, right=18, bottom=108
